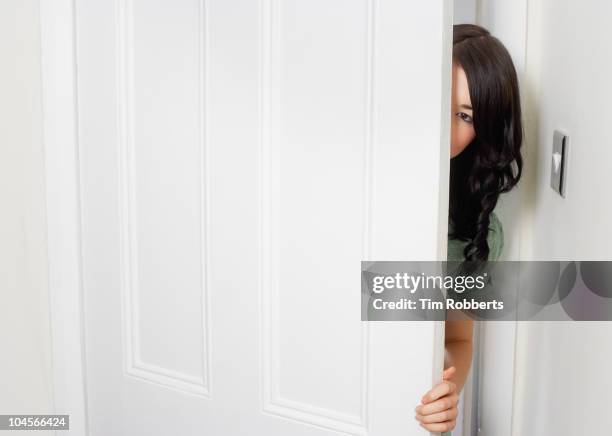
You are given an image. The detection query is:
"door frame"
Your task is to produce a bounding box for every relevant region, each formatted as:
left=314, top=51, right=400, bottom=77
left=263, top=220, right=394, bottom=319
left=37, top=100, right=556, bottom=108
left=40, top=0, right=89, bottom=435
left=455, top=1, right=530, bottom=435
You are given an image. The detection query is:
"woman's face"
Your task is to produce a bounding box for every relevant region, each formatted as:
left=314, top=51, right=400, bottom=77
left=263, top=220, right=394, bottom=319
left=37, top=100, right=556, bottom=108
left=450, top=62, right=476, bottom=158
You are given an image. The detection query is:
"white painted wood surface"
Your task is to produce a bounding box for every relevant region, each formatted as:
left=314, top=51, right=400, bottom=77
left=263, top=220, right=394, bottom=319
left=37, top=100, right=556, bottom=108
left=43, top=1, right=453, bottom=434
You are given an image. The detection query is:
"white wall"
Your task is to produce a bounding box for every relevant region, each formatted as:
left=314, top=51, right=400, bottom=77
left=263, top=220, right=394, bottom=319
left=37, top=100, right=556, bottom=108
left=454, top=0, right=477, bottom=24
left=514, top=0, right=612, bottom=434
left=0, top=0, right=54, bottom=430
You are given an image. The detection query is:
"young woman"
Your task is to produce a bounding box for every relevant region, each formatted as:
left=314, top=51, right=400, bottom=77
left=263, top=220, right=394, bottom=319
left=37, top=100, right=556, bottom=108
left=414, top=24, right=523, bottom=434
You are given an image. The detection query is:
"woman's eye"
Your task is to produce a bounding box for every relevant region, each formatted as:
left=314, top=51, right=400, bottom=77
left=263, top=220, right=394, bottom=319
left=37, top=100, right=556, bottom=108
left=456, top=112, right=473, bottom=124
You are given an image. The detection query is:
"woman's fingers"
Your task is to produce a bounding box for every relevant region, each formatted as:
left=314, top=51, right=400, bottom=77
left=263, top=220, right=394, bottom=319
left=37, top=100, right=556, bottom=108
left=415, top=407, right=458, bottom=424
left=420, top=379, right=457, bottom=404
left=414, top=366, right=459, bottom=432
left=419, top=420, right=456, bottom=433
left=415, top=393, right=459, bottom=416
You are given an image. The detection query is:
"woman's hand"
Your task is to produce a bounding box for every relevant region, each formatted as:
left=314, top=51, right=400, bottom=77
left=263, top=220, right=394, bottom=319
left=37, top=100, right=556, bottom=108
left=415, top=366, right=459, bottom=433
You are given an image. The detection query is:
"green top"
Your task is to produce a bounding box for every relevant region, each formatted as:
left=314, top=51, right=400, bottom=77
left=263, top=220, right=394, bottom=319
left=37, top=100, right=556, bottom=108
left=447, top=211, right=504, bottom=262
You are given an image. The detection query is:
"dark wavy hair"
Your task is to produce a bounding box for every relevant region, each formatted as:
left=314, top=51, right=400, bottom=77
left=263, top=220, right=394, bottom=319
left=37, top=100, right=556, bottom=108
left=450, top=24, right=523, bottom=262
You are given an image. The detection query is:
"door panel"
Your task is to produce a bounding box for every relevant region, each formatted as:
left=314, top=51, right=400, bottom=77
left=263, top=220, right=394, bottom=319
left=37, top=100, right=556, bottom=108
left=75, top=0, right=451, bottom=435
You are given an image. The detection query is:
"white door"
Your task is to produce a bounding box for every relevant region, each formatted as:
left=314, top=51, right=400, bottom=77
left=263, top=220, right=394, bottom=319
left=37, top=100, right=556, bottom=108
left=66, top=0, right=453, bottom=435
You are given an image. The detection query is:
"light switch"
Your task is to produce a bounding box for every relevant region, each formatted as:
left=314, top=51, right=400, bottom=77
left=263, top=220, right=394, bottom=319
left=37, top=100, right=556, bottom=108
left=550, top=130, right=569, bottom=197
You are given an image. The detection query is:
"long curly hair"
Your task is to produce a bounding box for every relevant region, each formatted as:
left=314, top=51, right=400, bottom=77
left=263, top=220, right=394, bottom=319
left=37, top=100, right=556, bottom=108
left=450, top=24, right=523, bottom=262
